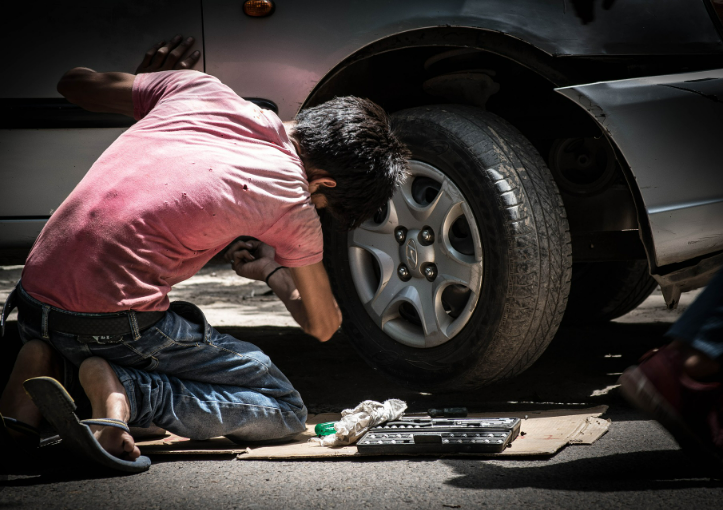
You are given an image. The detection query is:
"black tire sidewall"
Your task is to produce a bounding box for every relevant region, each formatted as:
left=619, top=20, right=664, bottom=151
left=563, top=260, right=657, bottom=324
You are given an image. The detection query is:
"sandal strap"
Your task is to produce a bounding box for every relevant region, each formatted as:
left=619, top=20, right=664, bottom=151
left=81, top=418, right=130, bottom=433
left=2, top=415, right=41, bottom=438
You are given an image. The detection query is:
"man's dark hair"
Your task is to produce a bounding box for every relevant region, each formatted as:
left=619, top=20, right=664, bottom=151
left=294, top=96, right=410, bottom=230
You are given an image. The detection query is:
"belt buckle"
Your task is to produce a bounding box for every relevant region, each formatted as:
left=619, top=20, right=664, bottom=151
left=77, top=334, right=125, bottom=344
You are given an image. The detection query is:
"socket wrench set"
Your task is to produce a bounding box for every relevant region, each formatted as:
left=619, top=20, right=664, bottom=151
left=356, top=416, right=521, bottom=455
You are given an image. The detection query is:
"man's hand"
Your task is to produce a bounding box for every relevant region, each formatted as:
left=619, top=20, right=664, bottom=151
left=225, top=239, right=279, bottom=282
left=136, top=35, right=201, bottom=74
left=224, top=239, right=342, bottom=342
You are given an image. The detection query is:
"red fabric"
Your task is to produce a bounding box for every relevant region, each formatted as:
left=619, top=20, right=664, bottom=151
left=22, top=70, right=323, bottom=312
left=632, top=346, right=723, bottom=451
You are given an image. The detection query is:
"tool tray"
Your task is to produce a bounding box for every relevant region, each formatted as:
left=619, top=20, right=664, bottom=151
left=357, top=417, right=521, bottom=455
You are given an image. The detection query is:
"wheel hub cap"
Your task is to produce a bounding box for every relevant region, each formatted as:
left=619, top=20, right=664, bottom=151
left=402, top=231, right=434, bottom=275
left=347, top=160, right=484, bottom=349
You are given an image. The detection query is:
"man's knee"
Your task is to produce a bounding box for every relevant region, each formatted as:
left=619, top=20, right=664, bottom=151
left=18, top=339, right=52, bottom=360
left=16, top=340, right=61, bottom=373
left=2, top=340, right=63, bottom=393
left=281, top=391, right=308, bottom=434
left=284, top=389, right=306, bottom=416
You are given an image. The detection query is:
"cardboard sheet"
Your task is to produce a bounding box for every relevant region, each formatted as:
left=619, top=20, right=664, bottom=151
left=136, top=406, right=609, bottom=459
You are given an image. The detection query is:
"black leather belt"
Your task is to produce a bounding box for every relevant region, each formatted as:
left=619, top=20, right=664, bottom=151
left=15, top=288, right=165, bottom=337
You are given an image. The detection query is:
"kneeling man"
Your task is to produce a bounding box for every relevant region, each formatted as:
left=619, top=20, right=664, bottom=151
left=0, top=36, right=408, bottom=468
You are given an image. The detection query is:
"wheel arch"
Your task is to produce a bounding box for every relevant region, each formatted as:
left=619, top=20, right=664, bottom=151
left=302, top=26, right=573, bottom=111
left=305, top=26, right=649, bottom=270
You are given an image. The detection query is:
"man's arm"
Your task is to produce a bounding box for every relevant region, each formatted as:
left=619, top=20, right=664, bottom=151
left=56, top=35, right=200, bottom=117
left=227, top=240, right=342, bottom=342
left=57, top=68, right=136, bottom=116
left=285, top=263, right=342, bottom=342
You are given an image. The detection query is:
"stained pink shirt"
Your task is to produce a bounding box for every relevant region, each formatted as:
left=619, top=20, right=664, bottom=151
left=22, top=70, right=323, bottom=312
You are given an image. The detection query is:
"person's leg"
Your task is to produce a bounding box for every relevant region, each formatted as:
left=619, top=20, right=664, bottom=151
left=44, top=301, right=306, bottom=443
left=78, top=357, right=140, bottom=459
left=0, top=340, right=62, bottom=443
left=103, top=360, right=305, bottom=441
left=13, top=292, right=306, bottom=450
left=664, top=267, right=723, bottom=378
left=619, top=268, right=723, bottom=469
left=92, top=303, right=306, bottom=439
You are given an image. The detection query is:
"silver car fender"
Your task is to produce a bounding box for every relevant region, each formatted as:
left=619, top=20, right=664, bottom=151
left=556, top=69, right=723, bottom=305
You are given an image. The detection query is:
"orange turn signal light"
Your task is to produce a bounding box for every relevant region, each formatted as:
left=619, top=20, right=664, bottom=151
left=243, top=0, right=275, bottom=17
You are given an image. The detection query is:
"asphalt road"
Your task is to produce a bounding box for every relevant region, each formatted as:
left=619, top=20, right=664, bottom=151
left=1, top=266, right=722, bottom=509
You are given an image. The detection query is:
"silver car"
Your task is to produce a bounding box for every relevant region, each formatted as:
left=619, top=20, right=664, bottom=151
left=3, top=0, right=723, bottom=390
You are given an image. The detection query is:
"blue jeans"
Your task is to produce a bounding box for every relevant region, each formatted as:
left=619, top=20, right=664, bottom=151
left=14, top=284, right=307, bottom=442
left=666, top=267, right=723, bottom=361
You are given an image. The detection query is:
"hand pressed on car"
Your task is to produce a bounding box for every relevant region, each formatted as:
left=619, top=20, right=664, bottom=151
left=57, top=34, right=201, bottom=117
left=136, top=35, right=201, bottom=74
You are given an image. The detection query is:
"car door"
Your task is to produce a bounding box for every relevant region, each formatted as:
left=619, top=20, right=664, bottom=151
left=0, top=0, right=203, bottom=255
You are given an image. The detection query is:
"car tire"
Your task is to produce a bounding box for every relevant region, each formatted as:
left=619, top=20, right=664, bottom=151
left=324, top=105, right=572, bottom=391
left=562, top=260, right=657, bottom=325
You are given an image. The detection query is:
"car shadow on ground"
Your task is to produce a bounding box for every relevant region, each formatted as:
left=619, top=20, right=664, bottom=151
left=440, top=450, right=723, bottom=491
left=213, top=320, right=673, bottom=415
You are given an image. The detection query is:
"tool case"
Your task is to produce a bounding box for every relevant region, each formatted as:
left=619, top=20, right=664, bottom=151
left=356, top=416, right=521, bottom=455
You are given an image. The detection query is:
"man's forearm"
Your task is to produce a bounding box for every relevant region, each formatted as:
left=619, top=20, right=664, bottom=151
left=265, top=267, right=312, bottom=331
left=266, top=266, right=341, bottom=342
left=225, top=241, right=341, bottom=342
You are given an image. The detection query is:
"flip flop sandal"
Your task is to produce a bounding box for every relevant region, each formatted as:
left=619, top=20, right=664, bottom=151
left=23, top=376, right=151, bottom=474
left=1, top=414, right=41, bottom=446
left=1, top=413, right=42, bottom=465
left=1, top=413, right=37, bottom=473
left=1, top=413, right=62, bottom=473
left=1, top=415, right=61, bottom=444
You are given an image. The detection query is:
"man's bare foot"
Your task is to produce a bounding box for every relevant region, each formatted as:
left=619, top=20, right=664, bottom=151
left=0, top=340, right=62, bottom=443
left=78, top=357, right=140, bottom=460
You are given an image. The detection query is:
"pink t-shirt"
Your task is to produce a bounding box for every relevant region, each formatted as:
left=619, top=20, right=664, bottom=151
left=22, top=70, right=323, bottom=313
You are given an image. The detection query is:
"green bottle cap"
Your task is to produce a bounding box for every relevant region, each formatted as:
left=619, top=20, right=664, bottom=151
left=314, top=421, right=337, bottom=436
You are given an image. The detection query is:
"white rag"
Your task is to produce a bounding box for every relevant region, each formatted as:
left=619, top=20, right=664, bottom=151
left=310, top=399, right=407, bottom=447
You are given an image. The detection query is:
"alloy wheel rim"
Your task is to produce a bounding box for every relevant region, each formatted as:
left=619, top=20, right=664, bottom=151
left=347, top=160, right=483, bottom=348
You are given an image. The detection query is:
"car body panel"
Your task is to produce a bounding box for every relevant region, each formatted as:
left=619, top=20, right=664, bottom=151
left=0, top=129, right=128, bottom=236
left=556, top=69, right=723, bottom=267
left=2, top=0, right=204, bottom=99
left=0, top=220, right=47, bottom=251
left=204, top=0, right=722, bottom=120
left=0, top=0, right=202, bottom=237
